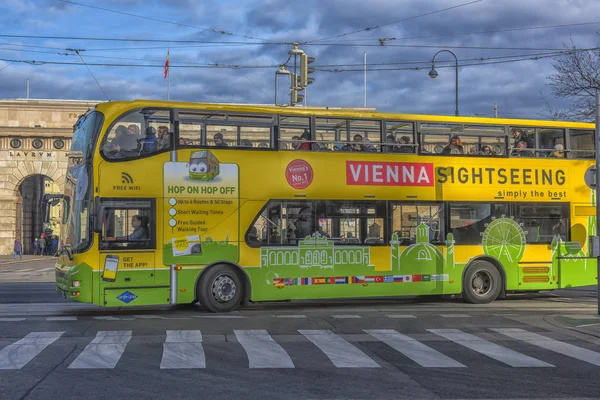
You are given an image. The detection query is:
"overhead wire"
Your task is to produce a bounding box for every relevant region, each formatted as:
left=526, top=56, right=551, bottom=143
left=304, top=0, right=483, bottom=43
left=73, top=50, right=110, bottom=101
left=58, top=0, right=271, bottom=42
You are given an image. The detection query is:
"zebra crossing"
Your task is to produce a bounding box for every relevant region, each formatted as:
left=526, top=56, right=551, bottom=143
left=1, top=327, right=600, bottom=371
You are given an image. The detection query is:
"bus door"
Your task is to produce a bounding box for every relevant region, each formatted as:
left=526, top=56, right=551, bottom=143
left=97, top=198, right=167, bottom=306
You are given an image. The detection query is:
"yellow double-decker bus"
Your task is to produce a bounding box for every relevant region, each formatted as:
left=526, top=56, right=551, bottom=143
left=54, top=100, right=597, bottom=312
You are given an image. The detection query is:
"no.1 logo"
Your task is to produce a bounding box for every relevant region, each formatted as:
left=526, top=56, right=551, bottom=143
left=285, top=159, right=313, bottom=190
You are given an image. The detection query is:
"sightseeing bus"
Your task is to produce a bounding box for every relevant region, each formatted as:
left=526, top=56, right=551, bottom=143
left=53, top=100, right=597, bottom=312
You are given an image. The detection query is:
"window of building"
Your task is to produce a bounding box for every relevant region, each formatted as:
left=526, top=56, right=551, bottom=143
left=421, top=124, right=506, bottom=156
left=569, top=129, right=594, bottom=159
left=390, top=203, right=444, bottom=245
left=385, top=121, right=415, bottom=153
left=279, top=116, right=311, bottom=150
left=513, top=203, right=569, bottom=243
left=99, top=199, right=155, bottom=250
left=32, top=139, right=44, bottom=149
left=102, top=109, right=171, bottom=160
left=449, top=203, right=509, bottom=244
left=53, top=139, right=65, bottom=149
left=10, top=138, right=22, bottom=149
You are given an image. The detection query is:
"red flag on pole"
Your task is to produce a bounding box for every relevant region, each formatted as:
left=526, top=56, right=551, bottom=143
left=164, top=49, right=170, bottom=79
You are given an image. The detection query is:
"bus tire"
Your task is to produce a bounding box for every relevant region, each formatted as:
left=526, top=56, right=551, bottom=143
left=197, top=264, right=244, bottom=313
left=462, top=260, right=502, bottom=304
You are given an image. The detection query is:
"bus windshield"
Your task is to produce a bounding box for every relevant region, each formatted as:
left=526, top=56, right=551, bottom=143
left=63, top=111, right=103, bottom=253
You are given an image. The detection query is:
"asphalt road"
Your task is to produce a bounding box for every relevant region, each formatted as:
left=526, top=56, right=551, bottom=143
left=2, top=292, right=600, bottom=400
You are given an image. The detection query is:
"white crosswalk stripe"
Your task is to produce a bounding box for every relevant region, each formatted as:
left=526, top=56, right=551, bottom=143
left=235, top=330, right=294, bottom=368
left=160, top=330, right=205, bottom=369
left=68, top=331, right=132, bottom=369
left=365, top=329, right=466, bottom=368
left=5, top=327, right=600, bottom=370
left=492, top=328, right=600, bottom=367
left=428, top=329, right=554, bottom=368
left=0, top=332, right=64, bottom=369
left=299, top=330, right=380, bottom=368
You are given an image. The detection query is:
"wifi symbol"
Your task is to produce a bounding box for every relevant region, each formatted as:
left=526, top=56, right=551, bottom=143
left=121, top=172, right=134, bottom=184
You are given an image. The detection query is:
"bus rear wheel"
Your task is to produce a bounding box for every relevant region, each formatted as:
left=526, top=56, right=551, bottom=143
left=197, top=265, right=244, bottom=313
left=462, top=261, right=502, bottom=304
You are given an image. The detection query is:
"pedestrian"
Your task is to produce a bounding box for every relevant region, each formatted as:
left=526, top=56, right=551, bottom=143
left=51, top=236, right=59, bottom=255
left=39, top=235, right=46, bottom=255
left=33, top=237, right=39, bottom=255
left=13, top=239, right=22, bottom=260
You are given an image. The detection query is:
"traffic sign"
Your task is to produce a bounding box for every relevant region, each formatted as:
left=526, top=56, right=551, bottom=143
left=584, top=166, right=597, bottom=189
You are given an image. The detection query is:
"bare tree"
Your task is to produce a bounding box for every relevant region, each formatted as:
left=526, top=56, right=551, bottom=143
left=545, top=37, right=600, bottom=121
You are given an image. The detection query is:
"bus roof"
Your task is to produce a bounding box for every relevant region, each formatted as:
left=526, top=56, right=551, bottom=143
left=94, top=99, right=595, bottom=130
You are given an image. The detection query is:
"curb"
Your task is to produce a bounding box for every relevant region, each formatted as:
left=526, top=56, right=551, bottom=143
left=546, top=314, right=600, bottom=339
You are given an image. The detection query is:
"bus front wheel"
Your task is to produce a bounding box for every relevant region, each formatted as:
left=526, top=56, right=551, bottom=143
left=462, top=261, right=502, bottom=304
left=197, top=265, right=244, bottom=313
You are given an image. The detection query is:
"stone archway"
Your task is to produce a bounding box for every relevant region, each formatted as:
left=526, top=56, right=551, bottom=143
left=0, top=161, right=66, bottom=255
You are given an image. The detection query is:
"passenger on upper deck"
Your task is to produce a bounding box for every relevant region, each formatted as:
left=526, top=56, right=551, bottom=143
left=512, top=140, right=534, bottom=157
left=352, top=134, right=365, bottom=152
left=291, top=136, right=301, bottom=150
left=397, top=136, right=413, bottom=153
left=441, top=134, right=464, bottom=155
left=385, top=135, right=398, bottom=153
left=362, top=136, right=377, bottom=152
left=548, top=144, right=564, bottom=158
left=240, top=139, right=253, bottom=147
left=141, top=126, right=157, bottom=154
left=511, top=128, right=534, bottom=149
left=156, top=126, right=171, bottom=151
left=111, top=124, right=142, bottom=157
left=297, top=130, right=312, bottom=150
left=480, top=145, right=493, bottom=155
left=213, top=132, right=228, bottom=147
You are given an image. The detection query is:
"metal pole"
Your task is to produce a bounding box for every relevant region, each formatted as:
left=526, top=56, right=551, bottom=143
left=454, top=57, right=459, bottom=116
left=595, top=89, right=600, bottom=315
left=167, top=48, right=171, bottom=101
left=274, top=73, right=277, bottom=105
left=26, top=79, right=29, bottom=99
left=364, top=52, right=367, bottom=107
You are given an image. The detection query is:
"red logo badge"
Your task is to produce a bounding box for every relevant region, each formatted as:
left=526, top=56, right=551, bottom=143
left=285, top=159, right=313, bottom=189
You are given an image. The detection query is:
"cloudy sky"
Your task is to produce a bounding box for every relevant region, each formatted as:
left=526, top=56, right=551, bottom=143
left=0, top=0, right=598, bottom=119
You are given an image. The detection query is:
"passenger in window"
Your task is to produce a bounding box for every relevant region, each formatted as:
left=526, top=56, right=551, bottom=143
left=548, top=144, right=564, bottom=158
left=362, top=137, right=377, bottom=152
left=291, top=136, right=301, bottom=150
left=156, top=126, right=171, bottom=151
left=213, top=133, right=228, bottom=147
left=352, top=134, right=365, bottom=151
left=469, top=145, right=479, bottom=155
left=247, top=226, right=260, bottom=245
left=108, top=215, right=149, bottom=241
left=398, top=136, right=413, bottom=153
left=441, top=134, right=464, bottom=155
left=295, top=206, right=314, bottom=238
left=112, top=124, right=142, bottom=157
left=512, top=140, right=534, bottom=157
left=385, top=135, right=398, bottom=153
left=298, top=130, right=312, bottom=150
left=258, top=142, right=269, bottom=148
left=141, top=126, right=158, bottom=154
left=480, top=145, right=492, bottom=155
left=511, top=128, right=534, bottom=149
left=104, top=125, right=128, bottom=156
left=240, top=139, right=253, bottom=147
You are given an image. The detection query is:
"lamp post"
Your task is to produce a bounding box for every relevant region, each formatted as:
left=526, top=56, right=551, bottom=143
left=274, top=66, right=290, bottom=106
left=429, top=49, right=459, bottom=116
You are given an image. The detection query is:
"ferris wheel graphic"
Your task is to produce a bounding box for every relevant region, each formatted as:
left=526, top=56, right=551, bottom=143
left=481, top=217, right=526, bottom=264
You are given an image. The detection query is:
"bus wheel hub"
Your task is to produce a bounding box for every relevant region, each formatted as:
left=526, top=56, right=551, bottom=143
left=212, top=275, right=236, bottom=303
left=472, top=271, right=490, bottom=295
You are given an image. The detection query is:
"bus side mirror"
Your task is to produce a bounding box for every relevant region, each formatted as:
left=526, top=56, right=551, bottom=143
left=62, top=196, right=70, bottom=225
left=93, top=197, right=103, bottom=233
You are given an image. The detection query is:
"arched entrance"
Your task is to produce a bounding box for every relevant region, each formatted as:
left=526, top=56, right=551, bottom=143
left=16, top=174, right=62, bottom=254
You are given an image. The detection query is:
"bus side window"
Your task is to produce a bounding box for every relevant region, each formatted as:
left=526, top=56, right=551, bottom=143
left=391, top=203, right=444, bottom=244
left=569, top=129, right=595, bottom=159
left=99, top=200, right=156, bottom=250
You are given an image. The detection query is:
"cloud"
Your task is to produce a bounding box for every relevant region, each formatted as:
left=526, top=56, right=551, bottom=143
left=0, top=0, right=597, bottom=120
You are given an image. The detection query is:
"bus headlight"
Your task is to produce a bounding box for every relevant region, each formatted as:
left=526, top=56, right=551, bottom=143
left=72, top=280, right=81, bottom=287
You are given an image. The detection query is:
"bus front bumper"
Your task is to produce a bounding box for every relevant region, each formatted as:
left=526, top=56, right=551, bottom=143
left=55, top=263, right=93, bottom=303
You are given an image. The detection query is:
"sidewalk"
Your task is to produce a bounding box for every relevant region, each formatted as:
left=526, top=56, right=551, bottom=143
left=551, top=313, right=600, bottom=338
left=0, top=256, right=57, bottom=282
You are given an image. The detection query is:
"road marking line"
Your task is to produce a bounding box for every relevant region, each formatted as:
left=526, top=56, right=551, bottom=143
left=68, top=331, right=132, bottom=369
left=386, top=314, right=417, bottom=319
left=428, top=329, right=554, bottom=368
left=160, top=330, right=205, bottom=369
left=493, top=328, right=600, bottom=367
left=365, top=329, right=466, bottom=368
left=439, top=314, right=472, bottom=318
left=0, top=318, right=26, bottom=322
left=299, top=330, right=380, bottom=368
left=331, top=315, right=362, bottom=319
left=235, top=330, right=294, bottom=368
left=133, top=315, right=163, bottom=319
left=192, top=315, right=246, bottom=319
left=0, top=331, right=64, bottom=369
left=46, top=317, right=77, bottom=321
left=274, top=315, right=306, bottom=319
left=93, top=316, right=121, bottom=321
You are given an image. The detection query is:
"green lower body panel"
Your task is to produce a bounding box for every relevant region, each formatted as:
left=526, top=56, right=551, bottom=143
left=104, top=287, right=170, bottom=306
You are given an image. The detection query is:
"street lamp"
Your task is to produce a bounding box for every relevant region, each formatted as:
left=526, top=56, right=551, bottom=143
left=429, top=49, right=459, bottom=116
left=274, top=65, right=290, bottom=106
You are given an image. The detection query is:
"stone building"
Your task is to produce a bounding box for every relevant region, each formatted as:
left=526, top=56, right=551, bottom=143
left=0, top=99, right=100, bottom=255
